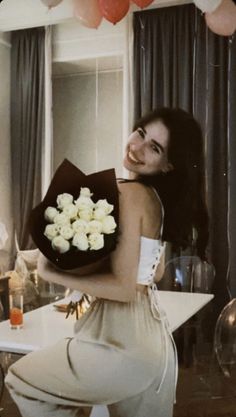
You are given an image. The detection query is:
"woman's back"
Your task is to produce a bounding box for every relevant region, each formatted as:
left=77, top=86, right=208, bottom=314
left=116, top=181, right=165, bottom=289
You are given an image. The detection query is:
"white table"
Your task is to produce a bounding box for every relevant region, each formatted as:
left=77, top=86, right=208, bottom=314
left=0, top=291, right=213, bottom=417
left=0, top=291, right=213, bottom=354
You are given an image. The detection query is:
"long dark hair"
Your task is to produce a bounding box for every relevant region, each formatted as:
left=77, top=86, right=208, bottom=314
left=133, top=107, right=209, bottom=260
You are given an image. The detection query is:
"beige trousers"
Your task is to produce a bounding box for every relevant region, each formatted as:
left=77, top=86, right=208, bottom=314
left=5, top=292, right=176, bottom=417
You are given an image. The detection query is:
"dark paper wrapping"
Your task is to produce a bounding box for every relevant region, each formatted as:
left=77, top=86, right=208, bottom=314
left=29, top=159, right=119, bottom=270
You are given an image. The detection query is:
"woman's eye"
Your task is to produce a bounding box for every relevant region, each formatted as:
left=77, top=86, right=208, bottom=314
left=137, top=128, right=145, bottom=139
left=151, top=144, right=160, bottom=154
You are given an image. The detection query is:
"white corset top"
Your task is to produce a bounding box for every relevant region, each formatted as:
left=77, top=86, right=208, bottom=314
left=136, top=186, right=166, bottom=285
left=136, top=237, right=166, bottom=285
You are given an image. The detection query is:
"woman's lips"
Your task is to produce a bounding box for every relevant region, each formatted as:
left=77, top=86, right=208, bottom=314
left=126, top=151, right=143, bottom=165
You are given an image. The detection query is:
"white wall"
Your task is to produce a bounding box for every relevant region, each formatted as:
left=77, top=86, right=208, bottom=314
left=0, top=32, right=13, bottom=269
left=52, top=17, right=127, bottom=178
left=52, top=18, right=126, bottom=62
left=53, top=69, right=123, bottom=177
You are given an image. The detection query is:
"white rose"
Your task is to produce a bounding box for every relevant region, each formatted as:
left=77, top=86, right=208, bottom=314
left=54, top=212, right=70, bottom=226
left=72, top=233, right=89, bottom=251
left=93, top=208, right=106, bottom=221
left=62, top=203, right=78, bottom=220
left=88, top=220, right=103, bottom=234
left=95, top=199, right=114, bottom=214
left=79, top=208, right=93, bottom=222
left=52, top=235, right=70, bottom=253
left=72, top=219, right=89, bottom=234
left=80, top=187, right=93, bottom=198
left=44, top=206, right=59, bottom=223
left=102, top=215, right=117, bottom=234
left=59, top=225, right=74, bottom=240
left=88, top=232, right=104, bottom=250
left=56, top=193, right=73, bottom=209
left=75, top=196, right=94, bottom=210
left=44, top=224, right=59, bottom=240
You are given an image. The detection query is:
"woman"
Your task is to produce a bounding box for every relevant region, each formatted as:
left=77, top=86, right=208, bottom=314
left=5, top=107, right=209, bottom=417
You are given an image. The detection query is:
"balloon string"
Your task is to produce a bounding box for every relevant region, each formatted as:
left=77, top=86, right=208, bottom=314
left=226, top=37, right=232, bottom=300
left=139, top=16, right=146, bottom=98
left=192, top=7, right=198, bottom=116
left=95, top=58, right=99, bottom=172
left=205, top=23, right=209, bottom=199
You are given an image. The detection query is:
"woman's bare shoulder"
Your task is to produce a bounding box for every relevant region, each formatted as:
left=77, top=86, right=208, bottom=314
left=117, top=180, right=152, bottom=198
left=117, top=181, right=162, bottom=212
left=117, top=181, right=162, bottom=238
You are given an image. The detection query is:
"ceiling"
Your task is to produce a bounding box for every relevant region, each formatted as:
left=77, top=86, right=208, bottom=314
left=0, top=0, right=191, bottom=32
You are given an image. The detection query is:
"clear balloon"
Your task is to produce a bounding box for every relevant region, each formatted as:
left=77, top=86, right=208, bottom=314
left=98, top=0, right=129, bottom=24
left=205, top=0, right=236, bottom=36
left=214, top=298, right=236, bottom=378
left=41, top=0, right=63, bottom=7
left=131, top=0, right=154, bottom=8
left=74, top=0, right=102, bottom=29
left=159, top=256, right=215, bottom=293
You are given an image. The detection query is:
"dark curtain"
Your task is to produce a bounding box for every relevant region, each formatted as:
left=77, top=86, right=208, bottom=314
left=11, top=27, right=45, bottom=250
left=133, top=5, right=196, bottom=117
left=133, top=4, right=236, bottom=315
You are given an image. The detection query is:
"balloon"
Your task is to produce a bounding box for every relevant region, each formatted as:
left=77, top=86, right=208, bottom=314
left=98, top=0, right=129, bottom=24
left=214, top=298, right=236, bottom=377
left=193, top=0, right=222, bottom=13
left=131, top=0, right=154, bottom=8
left=41, top=0, right=63, bottom=7
left=205, top=0, right=236, bottom=36
left=73, top=0, right=102, bottom=29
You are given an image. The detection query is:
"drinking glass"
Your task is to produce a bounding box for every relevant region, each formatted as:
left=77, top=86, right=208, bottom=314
left=9, top=288, right=23, bottom=329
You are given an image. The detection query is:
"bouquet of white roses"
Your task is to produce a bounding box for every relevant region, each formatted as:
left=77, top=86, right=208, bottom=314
left=44, top=187, right=117, bottom=254
left=29, top=159, right=119, bottom=271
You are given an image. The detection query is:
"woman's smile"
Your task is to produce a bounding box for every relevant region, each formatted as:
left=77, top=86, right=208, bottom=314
left=127, top=150, right=144, bottom=165
left=123, top=120, right=171, bottom=176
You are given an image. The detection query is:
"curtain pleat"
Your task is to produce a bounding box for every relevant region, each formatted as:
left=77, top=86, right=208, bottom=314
left=11, top=28, right=45, bottom=249
left=133, top=5, right=236, bottom=315
left=133, top=5, right=196, bottom=120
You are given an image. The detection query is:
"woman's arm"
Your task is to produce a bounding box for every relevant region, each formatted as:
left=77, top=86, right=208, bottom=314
left=37, top=183, right=144, bottom=302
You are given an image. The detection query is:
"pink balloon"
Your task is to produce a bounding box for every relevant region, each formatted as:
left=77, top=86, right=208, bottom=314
left=98, top=0, right=129, bottom=24
left=132, top=0, right=154, bottom=8
left=205, top=0, right=236, bottom=36
left=74, top=0, right=102, bottom=29
left=41, top=0, right=63, bottom=7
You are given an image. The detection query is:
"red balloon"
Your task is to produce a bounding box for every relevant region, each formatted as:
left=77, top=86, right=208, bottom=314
left=98, top=0, right=129, bottom=24
left=74, top=0, right=103, bottom=29
left=131, top=0, right=154, bottom=8
left=205, top=0, right=236, bottom=36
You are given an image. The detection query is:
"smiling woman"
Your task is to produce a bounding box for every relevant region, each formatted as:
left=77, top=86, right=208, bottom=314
left=5, top=107, right=209, bottom=417
left=124, top=120, right=173, bottom=177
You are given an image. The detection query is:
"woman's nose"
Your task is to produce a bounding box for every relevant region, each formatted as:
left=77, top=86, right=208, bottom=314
left=130, top=140, right=144, bottom=152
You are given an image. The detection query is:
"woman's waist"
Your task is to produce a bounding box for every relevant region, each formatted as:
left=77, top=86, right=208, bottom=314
left=136, top=284, right=149, bottom=294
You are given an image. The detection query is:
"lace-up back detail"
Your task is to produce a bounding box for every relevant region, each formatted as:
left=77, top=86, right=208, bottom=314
left=136, top=238, right=166, bottom=285
left=136, top=187, right=165, bottom=285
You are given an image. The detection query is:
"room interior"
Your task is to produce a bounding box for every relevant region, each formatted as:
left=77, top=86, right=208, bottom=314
left=0, top=0, right=236, bottom=416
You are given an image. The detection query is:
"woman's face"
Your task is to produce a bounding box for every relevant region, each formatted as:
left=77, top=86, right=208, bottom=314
left=123, top=120, right=172, bottom=177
